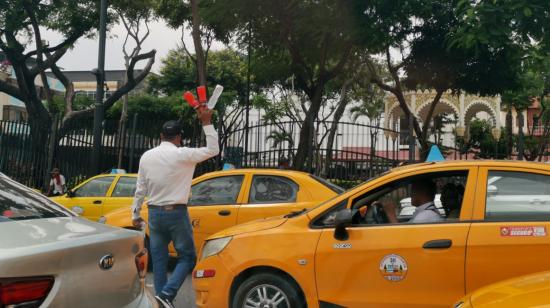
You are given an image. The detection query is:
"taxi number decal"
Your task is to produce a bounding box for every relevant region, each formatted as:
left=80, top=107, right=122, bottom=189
left=333, top=243, right=352, bottom=249
left=500, top=226, right=547, bottom=237
left=380, top=254, right=408, bottom=282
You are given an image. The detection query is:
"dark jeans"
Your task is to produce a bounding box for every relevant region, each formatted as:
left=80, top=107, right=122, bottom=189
left=148, top=206, right=196, bottom=300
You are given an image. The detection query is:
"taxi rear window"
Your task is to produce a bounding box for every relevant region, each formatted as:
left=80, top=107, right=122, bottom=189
left=310, top=175, right=345, bottom=193
left=0, top=175, right=72, bottom=222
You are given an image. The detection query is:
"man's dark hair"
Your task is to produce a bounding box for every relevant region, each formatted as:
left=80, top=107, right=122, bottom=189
left=161, top=120, right=183, bottom=141
left=411, top=179, right=437, bottom=200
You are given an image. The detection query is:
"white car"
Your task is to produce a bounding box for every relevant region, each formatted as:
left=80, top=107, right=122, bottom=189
left=0, top=173, right=156, bottom=308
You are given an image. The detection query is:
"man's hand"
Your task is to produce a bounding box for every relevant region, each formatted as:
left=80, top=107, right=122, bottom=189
left=132, top=217, right=145, bottom=228
left=381, top=201, right=399, bottom=224
left=358, top=205, right=368, bottom=217
left=196, top=107, right=213, bottom=125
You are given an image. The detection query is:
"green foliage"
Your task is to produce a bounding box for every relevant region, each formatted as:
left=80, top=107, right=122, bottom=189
left=106, top=94, right=197, bottom=138
left=461, top=119, right=507, bottom=159
left=201, top=0, right=359, bottom=94
left=148, top=48, right=247, bottom=99
left=48, top=95, right=95, bottom=115
left=349, top=83, right=385, bottom=123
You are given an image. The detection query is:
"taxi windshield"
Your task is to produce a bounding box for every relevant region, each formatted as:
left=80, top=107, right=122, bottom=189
left=303, top=171, right=390, bottom=215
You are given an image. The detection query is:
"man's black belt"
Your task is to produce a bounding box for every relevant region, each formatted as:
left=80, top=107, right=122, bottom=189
left=147, top=204, right=187, bottom=211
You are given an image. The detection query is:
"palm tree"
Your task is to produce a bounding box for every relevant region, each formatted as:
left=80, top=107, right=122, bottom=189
left=266, top=130, right=294, bottom=161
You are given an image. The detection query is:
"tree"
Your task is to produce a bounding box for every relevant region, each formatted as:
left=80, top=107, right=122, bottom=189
left=349, top=82, right=385, bottom=177
left=349, top=0, right=525, bottom=159
left=147, top=48, right=248, bottom=153
left=201, top=0, right=358, bottom=170
left=113, top=0, right=155, bottom=168
left=452, top=0, right=550, bottom=160
left=462, top=119, right=507, bottom=159
left=0, top=0, right=155, bottom=139
left=155, top=0, right=213, bottom=86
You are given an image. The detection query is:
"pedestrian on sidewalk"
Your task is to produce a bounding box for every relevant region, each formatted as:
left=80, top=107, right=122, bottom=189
left=47, top=168, right=66, bottom=196
left=131, top=108, right=219, bottom=308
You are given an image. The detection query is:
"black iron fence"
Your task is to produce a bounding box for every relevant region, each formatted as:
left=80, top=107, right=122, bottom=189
left=4, top=115, right=547, bottom=191
left=0, top=116, right=217, bottom=190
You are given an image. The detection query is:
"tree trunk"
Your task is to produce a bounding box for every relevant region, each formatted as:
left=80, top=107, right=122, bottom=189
left=323, top=84, right=351, bottom=177
left=293, top=86, right=324, bottom=171
left=116, top=93, right=129, bottom=169
left=190, top=0, right=207, bottom=86
left=517, top=109, right=524, bottom=160
left=506, top=104, right=513, bottom=158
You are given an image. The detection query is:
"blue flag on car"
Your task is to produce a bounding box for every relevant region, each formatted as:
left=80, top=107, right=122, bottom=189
left=426, top=145, right=445, bottom=162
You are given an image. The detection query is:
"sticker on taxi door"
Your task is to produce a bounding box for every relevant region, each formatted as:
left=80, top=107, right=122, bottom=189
left=379, top=254, right=408, bottom=282
left=500, top=226, right=547, bottom=237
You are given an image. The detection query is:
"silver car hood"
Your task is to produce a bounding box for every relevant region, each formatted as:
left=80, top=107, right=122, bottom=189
left=0, top=216, right=127, bottom=250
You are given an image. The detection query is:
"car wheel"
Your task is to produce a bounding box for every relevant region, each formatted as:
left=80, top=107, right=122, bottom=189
left=232, top=272, right=305, bottom=308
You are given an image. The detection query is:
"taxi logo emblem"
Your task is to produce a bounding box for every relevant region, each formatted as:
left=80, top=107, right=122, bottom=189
left=99, top=254, right=115, bottom=270
left=380, top=254, right=408, bottom=282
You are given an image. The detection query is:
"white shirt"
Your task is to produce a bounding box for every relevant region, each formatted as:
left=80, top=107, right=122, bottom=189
left=409, top=201, right=443, bottom=223
left=131, top=125, right=219, bottom=219
left=49, top=175, right=66, bottom=194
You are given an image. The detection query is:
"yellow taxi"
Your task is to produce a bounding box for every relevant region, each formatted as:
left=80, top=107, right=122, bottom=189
left=192, top=161, right=550, bottom=308
left=454, top=270, right=550, bottom=308
left=101, top=169, right=341, bottom=255
left=51, top=173, right=138, bottom=221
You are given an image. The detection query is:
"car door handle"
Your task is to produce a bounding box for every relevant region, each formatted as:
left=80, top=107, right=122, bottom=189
left=218, top=210, right=231, bottom=216
left=423, top=239, right=452, bottom=249
left=93, top=200, right=103, bottom=205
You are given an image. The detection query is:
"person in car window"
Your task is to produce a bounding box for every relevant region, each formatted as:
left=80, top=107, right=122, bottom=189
left=441, top=183, right=464, bottom=219
left=358, top=179, right=443, bottom=223
left=380, top=180, right=442, bottom=224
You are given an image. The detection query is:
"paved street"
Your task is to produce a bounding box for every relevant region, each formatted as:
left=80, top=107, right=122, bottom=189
left=146, top=265, right=196, bottom=308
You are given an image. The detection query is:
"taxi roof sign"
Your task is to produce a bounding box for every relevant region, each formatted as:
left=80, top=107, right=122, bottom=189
left=425, top=145, right=445, bottom=162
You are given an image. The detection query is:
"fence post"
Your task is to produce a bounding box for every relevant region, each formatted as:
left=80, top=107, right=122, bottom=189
left=128, top=113, right=138, bottom=173
left=43, top=114, right=59, bottom=192
left=408, top=114, right=415, bottom=162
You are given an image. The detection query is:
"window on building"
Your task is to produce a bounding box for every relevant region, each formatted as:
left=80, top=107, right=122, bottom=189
left=2, top=106, right=27, bottom=122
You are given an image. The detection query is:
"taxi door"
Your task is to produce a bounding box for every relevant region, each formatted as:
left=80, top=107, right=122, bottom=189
left=237, top=175, right=311, bottom=224
left=188, top=174, right=246, bottom=249
left=314, top=167, right=478, bottom=307
left=65, top=176, right=116, bottom=221
left=103, top=175, right=137, bottom=216
left=465, top=166, right=550, bottom=293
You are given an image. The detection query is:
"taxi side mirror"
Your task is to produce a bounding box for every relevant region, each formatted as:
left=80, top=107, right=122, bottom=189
left=334, top=209, right=352, bottom=241
left=66, top=190, right=75, bottom=198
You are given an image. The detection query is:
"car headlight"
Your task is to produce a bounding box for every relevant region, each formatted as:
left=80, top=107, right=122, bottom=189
left=97, top=216, right=107, bottom=224
left=201, top=236, right=232, bottom=260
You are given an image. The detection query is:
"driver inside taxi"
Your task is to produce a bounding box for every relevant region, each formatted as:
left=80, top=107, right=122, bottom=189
left=355, top=179, right=443, bottom=224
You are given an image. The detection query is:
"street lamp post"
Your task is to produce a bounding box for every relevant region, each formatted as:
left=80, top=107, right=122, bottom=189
left=92, top=0, right=108, bottom=175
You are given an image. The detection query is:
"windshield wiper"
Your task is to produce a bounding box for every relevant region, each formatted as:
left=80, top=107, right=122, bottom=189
left=284, top=208, right=307, bottom=218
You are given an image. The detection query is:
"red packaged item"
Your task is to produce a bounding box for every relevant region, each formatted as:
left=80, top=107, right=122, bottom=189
left=197, top=85, right=207, bottom=103
left=183, top=91, right=199, bottom=108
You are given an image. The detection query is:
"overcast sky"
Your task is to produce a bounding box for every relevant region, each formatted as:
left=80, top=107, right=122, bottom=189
left=42, top=20, right=223, bottom=73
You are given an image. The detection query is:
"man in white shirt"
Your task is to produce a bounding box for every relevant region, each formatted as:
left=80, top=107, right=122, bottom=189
left=381, top=180, right=443, bottom=224
left=131, top=109, right=218, bottom=308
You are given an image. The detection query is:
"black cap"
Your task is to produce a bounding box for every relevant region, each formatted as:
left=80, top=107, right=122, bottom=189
left=161, top=120, right=183, bottom=137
